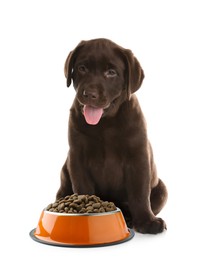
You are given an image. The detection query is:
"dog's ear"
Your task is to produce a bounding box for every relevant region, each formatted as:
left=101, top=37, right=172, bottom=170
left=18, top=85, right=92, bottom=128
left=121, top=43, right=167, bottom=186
left=122, top=49, right=144, bottom=98
left=64, top=41, right=85, bottom=87
left=64, top=51, right=74, bottom=87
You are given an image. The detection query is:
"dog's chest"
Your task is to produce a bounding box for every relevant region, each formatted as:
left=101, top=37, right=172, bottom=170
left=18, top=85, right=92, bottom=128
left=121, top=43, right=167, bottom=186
left=85, top=128, right=126, bottom=191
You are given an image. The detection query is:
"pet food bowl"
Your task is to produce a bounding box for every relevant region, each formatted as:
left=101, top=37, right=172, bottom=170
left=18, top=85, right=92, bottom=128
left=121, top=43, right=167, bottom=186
left=30, top=208, right=134, bottom=247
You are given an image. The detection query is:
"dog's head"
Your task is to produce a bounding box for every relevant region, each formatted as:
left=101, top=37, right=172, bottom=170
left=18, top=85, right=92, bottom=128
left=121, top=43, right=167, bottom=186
left=64, top=38, right=144, bottom=125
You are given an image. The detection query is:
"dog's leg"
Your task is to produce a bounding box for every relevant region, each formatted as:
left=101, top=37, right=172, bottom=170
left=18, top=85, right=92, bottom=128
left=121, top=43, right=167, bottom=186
left=56, top=158, right=73, bottom=199
left=116, top=202, right=133, bottom=228
left=58, top=150, right=96, bottom=196
left=126, top=161, right=167, bottom=234
left=150, top=179, right=168, bottom=215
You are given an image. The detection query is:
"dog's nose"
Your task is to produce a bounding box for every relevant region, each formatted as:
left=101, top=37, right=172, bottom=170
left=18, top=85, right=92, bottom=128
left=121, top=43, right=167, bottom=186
left=83, top=90, right=99, bottom=100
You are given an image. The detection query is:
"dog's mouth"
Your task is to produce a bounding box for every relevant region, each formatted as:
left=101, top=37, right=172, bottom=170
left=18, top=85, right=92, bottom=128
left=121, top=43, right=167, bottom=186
left=82, top=103, right=110, bottom=125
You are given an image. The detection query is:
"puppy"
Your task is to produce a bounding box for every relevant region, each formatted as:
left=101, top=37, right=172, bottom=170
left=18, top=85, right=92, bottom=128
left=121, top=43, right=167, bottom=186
left=56, top=38, right=168, bottom=234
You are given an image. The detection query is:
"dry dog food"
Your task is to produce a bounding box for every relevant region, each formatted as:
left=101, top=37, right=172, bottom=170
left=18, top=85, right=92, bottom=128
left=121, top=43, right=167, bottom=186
left=46, top=194, right=117, bottom=214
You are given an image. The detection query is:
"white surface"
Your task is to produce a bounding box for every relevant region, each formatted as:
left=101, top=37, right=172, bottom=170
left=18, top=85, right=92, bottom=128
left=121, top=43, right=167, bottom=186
left=0, top=0, right=216, bottom=259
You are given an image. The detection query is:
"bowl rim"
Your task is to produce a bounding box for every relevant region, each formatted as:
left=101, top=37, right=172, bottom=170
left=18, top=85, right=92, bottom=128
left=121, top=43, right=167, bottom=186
left=43, top=207, right=121, bottom=217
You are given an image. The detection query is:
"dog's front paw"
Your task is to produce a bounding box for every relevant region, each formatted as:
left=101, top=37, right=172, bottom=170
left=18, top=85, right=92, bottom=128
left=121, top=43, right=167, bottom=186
left=134, top=217, right=167, bottom=234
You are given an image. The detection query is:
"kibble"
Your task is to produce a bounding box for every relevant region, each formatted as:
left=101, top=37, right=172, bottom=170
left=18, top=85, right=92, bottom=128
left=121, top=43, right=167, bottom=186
left=46, top=194, right=117, bottom=214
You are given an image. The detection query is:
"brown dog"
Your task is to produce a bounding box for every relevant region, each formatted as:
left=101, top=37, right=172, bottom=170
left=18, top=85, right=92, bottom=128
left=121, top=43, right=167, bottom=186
left=56, top=38, right=168, bottom=234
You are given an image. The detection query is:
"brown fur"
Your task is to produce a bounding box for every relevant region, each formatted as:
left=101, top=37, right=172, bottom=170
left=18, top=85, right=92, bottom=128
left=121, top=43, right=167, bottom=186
left=56, top=38, right=168, bottom=234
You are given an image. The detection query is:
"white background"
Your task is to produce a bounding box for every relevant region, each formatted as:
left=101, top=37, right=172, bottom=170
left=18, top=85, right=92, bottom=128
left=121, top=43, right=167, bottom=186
left=0, top=0, right=216, bottom=259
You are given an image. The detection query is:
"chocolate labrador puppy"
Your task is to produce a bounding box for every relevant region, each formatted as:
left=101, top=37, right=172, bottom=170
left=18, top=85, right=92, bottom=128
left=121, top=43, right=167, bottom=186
left=56, top=38, right=168, bottom=234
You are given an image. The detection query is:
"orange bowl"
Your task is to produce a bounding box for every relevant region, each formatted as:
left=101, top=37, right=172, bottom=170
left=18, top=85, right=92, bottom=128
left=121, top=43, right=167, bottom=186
left=30, top=208, right=134, bottom=247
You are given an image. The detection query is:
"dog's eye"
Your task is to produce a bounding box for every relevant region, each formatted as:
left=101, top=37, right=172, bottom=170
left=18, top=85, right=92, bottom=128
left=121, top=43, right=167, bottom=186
left=105, top=69, right=117, bottom=78
left=78, top=65, right=88, bottom=73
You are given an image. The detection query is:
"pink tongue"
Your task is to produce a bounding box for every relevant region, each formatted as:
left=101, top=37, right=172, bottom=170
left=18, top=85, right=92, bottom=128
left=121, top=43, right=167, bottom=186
left=83, top=105, right=103, bottom=125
